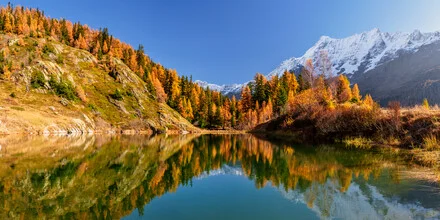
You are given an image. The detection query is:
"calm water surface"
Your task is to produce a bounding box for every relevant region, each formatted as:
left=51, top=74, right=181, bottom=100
left=0, top=134, right=439, bottom=219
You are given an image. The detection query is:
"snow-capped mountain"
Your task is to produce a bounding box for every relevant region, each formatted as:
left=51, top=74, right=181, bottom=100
left=268, top=28, right=440, bottom=78
left=194, top=80, right=244, bottom=96
left=198, top=28, right=440, bottom=105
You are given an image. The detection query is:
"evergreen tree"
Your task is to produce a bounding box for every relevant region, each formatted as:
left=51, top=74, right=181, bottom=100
left=276, top=86, right=287, bottom=113
left=253, top=73, right=269, bottom=104
left=136, top=44, right=146, bottom=68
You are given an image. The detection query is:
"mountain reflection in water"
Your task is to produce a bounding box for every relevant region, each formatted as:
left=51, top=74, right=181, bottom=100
left=0, top=134, right=438, bottom=219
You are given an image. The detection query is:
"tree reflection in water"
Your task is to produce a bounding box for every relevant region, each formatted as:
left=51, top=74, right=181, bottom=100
left=0, top=134, right=438, bottom=219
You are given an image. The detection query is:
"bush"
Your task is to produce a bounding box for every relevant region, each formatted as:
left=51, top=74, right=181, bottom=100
left=88, top=104, right=97, bottom=111
left=49, top=76, right=77, bottom=101
left=109, top=69, right=119, bottom=80
left=110, top=89, right=123, bottom=101
left=42, top=43, right=55, bottom=55
left=31, top=71, right=46, bottom=88
left=9, top=92, right=16, bottom=98
left=56, top=54, right=64, bottom=64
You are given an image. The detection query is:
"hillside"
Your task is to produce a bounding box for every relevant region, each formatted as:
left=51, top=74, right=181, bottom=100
left=0, top=33, right=197, bottom=134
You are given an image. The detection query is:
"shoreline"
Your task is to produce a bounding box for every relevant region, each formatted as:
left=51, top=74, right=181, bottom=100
left=0, top=129, right=438, bottom=171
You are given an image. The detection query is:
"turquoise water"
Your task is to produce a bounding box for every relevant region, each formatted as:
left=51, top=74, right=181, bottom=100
left=126, top=174, right=318, bottom=220
left=0, top=134, right=439, bottom=219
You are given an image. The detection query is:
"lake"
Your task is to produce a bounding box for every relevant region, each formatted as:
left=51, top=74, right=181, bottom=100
left=0, top=134, right=439, bottom=219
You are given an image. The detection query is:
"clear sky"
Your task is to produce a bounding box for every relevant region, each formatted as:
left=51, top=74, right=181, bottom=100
left=5, top=0, right=440, bottom=84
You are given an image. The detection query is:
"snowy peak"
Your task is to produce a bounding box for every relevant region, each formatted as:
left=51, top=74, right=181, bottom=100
left=196, top=29, right=440, bottom=98
left=269, top=28, right=440, bottom=78
left=194, top=80, right=244, bottom=96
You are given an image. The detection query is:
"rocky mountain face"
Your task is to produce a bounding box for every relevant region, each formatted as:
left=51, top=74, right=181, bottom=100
left=201, top=29, right=440, bottom=105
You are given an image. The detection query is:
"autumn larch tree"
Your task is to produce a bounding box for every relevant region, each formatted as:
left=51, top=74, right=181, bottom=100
left=351, top=83, right=361, bottom=103
left=336, top=75, right=352, bottom=103
left=240, top=85, right=252, bottom=113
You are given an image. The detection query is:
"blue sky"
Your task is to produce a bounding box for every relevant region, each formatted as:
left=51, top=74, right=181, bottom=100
left=5, top=0, right=440, bottom=84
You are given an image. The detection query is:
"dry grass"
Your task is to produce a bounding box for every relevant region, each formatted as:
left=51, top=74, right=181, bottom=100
left=424, top=134, right=440, bottom=150
left=409, top=148, right=440, bottom=167
left=342, top=137, right=373, bottom=149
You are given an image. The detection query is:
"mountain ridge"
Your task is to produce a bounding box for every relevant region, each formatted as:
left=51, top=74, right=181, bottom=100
left=198, top=28, right=440, bottom=104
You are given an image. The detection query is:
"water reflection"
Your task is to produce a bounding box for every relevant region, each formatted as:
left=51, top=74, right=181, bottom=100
left=0, top=134, right=438, bottom=219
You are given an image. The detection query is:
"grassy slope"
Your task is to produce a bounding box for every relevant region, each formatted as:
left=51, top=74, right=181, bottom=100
left=0, top=33, right=197, bottom=134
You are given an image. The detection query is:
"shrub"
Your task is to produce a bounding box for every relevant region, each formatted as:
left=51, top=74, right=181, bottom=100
left=31, top=71, right=46, bottom=88
left=109, top=69, right=119, bottom=80
left=110, top=89, right=123, bottom=101
left=56, top=54, right=64, bottom=64
left=42, top=43, right=55, bottom=55
left=9, top=92, right=16, bottom=98
left=126, top=90, right=133, bottom=97
left=88, top=104, right=98, bottom=111
left=49, top=76, right=77, bottom=101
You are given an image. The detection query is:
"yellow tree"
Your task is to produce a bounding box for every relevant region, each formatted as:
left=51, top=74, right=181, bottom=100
left=314, top=75, right=331, bottom=104
left=351, top=83, right=361, bottom=103
left=92, top=41, right=100, bottom=55
left=423, top=98, right=430, bottom=109
left=222, top=99, right=232, bottom=128
left=185, top=98, right=194, bottom=121
left=79, top=34, right=88, bottom=50
left=102, top=41, right=109, bottom=54
left=4, top=14, right=13, bottom=33
left=336, top=75, right=352, bottom=103
left=362, top=94, right=374, bottom=108
left=286, top=90, right=295, bottom=112
left=269, top=75, right=280, bottom=101
left=151, top=74, right=167, bottom=103
left=240, top=85, right=252, bottom=113
left=282, top=71, right=299, bottom=95
left=167, top=69, right=181, bottom=105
